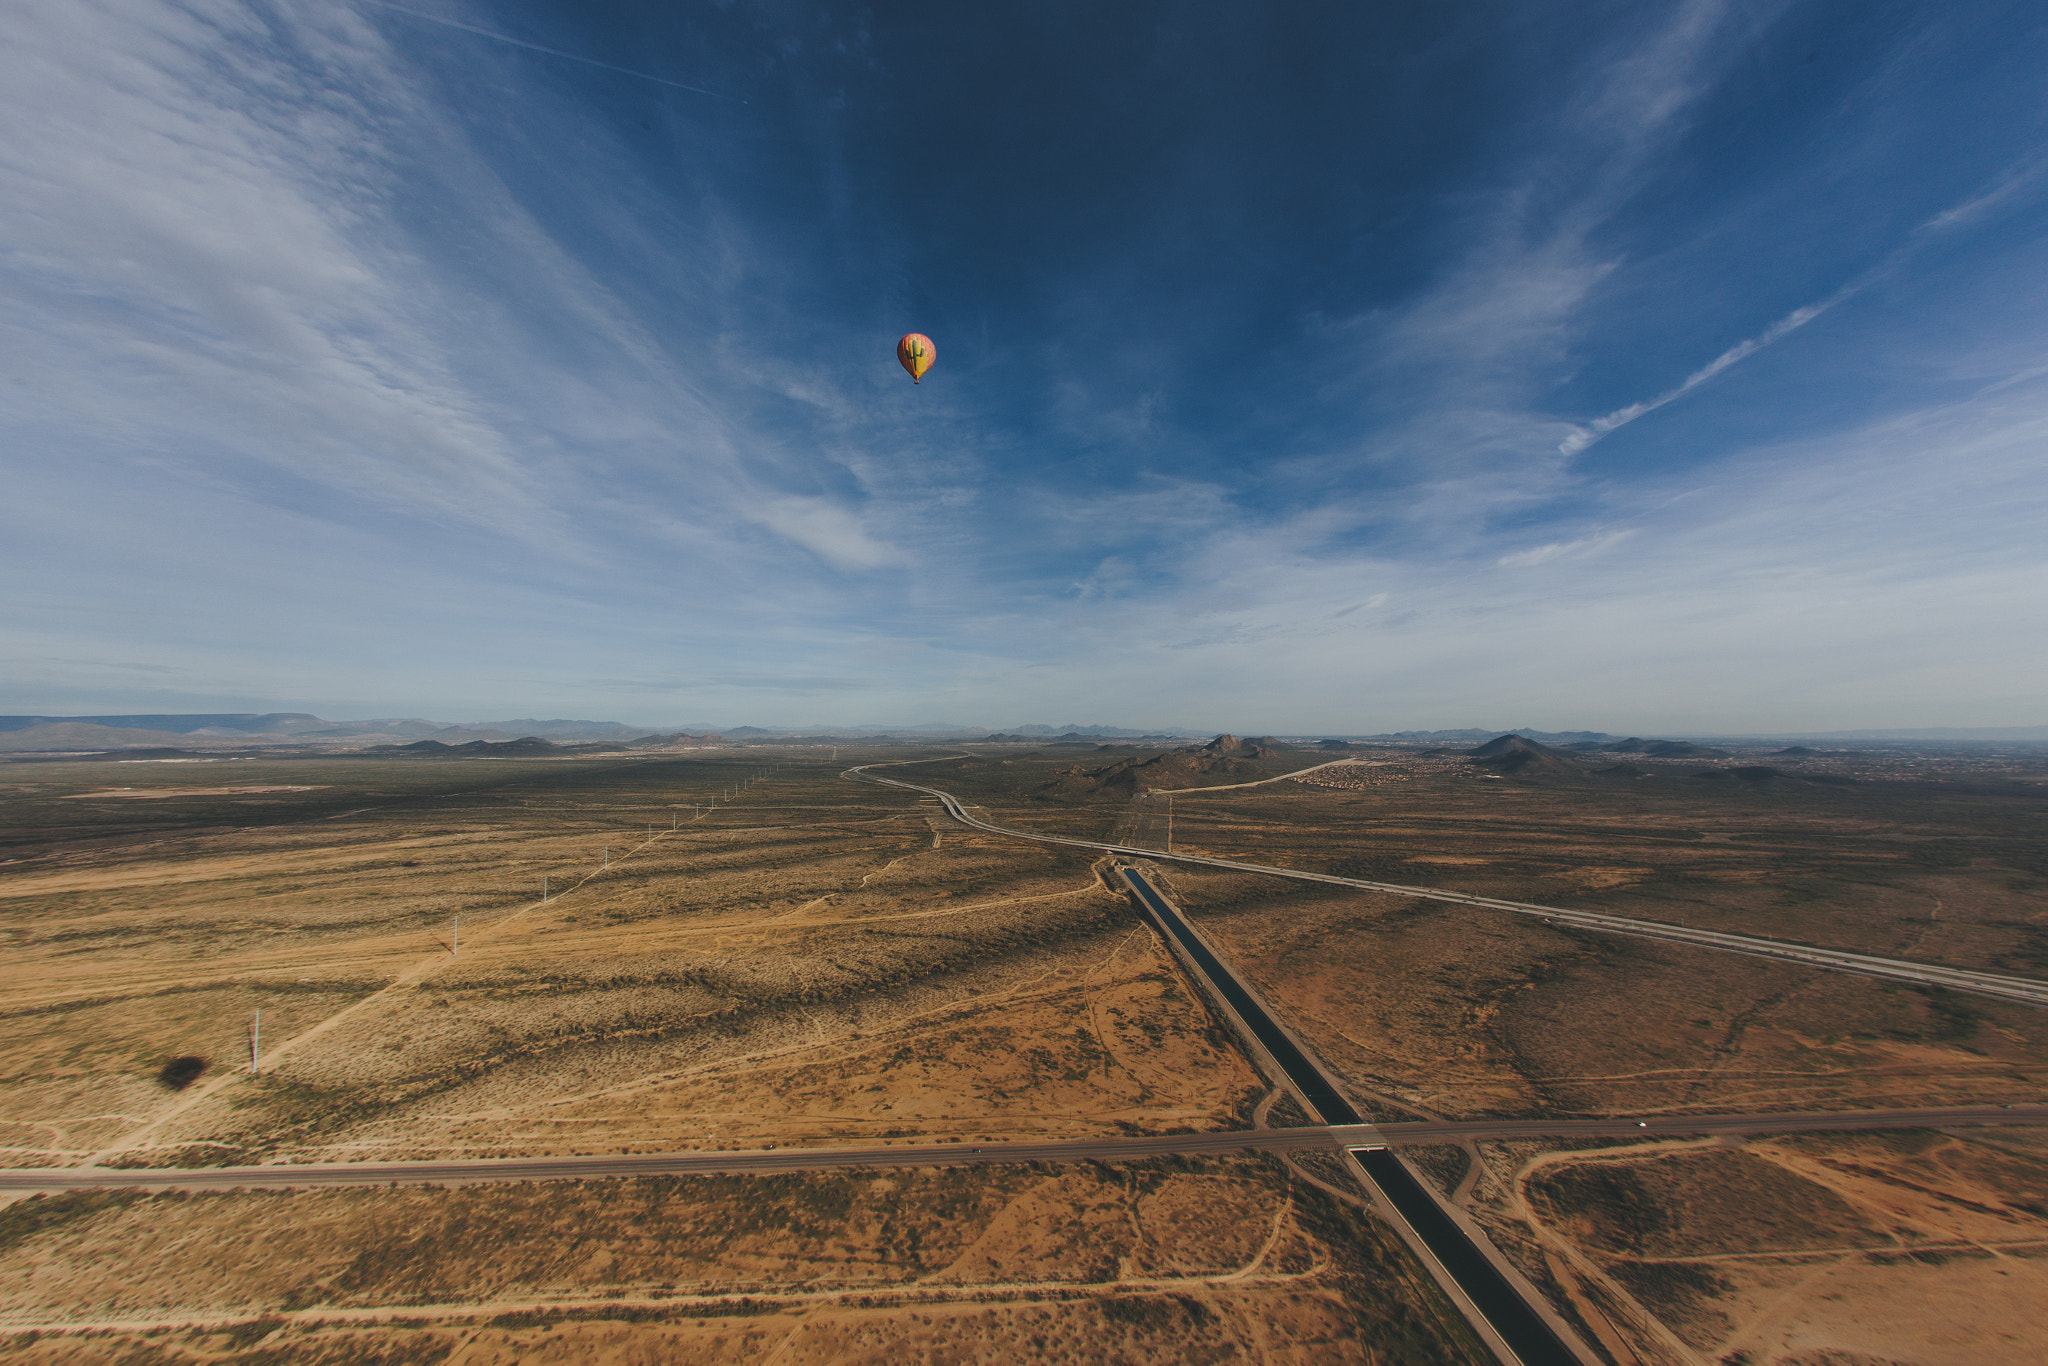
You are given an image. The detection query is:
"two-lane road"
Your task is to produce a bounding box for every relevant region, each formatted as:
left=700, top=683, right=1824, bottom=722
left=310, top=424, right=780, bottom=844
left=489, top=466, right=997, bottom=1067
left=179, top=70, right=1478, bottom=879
left=5, top=1105, right=2035, bottom=1192
left=851, top=765, right=2048, bottom=1008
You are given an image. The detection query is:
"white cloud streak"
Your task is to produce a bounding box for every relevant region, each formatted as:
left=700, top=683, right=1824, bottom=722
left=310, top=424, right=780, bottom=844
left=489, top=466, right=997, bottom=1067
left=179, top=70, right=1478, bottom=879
left=1558, top=154, right=2048, bottom=458
left=1495, top=530, right=1635, bottom=568
left=1557, top=294, right=1845, bottom=456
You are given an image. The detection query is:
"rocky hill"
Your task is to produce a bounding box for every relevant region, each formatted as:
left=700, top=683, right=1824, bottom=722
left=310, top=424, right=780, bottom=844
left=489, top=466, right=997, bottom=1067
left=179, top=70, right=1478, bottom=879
left=1466, top=733, right=1585, bottom=776
left=1038, top=734, right=1295, bottom=795
left=1193, top=733, right=1291, bottom=758
left=362, top=737, right=628, bottom=758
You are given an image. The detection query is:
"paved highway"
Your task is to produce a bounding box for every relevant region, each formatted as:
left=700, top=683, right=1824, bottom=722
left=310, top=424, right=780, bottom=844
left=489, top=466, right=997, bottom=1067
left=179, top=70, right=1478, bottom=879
left=1117, top=864, right=1582, bottom=1366
left=10, top=1105, right=2032, bottom=1192
left=1373, top=1103, right=2048, bottom=1144
left=850, top=765, right=2048, bottom=1008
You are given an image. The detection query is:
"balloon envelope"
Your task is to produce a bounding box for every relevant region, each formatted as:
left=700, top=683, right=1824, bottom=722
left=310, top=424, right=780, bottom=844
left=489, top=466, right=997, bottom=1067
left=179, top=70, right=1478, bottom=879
left=897, top=332, right=935, bottom=383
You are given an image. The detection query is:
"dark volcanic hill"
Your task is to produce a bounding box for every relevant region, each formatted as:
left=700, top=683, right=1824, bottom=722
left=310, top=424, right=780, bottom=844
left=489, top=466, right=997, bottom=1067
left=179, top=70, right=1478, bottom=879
left=366, top=736, right=586, bottom=757
left=1191, top=734, right=1290, bottom=759
left=1466, top=734, right=1584, bottom=776
left=1041, top=747, right=1280, bottom=796
left=459, top=737, right=556, bottom=755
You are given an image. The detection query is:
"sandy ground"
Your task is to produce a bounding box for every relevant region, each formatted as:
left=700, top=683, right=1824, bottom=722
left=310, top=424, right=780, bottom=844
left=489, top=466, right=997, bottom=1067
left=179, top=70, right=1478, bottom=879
left=0, top=757, right=1262, bottom=1170
left=11, top=747, right=2048, bottom=1360
left=887, top=751, right=2048, bottom=1360
left=1432, top=1125, right=2048, bottom=1365
left=0, top=1155, right=1484, bottom=1364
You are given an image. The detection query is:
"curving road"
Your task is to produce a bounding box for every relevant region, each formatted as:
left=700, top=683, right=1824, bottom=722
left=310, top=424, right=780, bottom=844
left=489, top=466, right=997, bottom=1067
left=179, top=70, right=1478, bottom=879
left=849, top=765, right=2048, bottom=1008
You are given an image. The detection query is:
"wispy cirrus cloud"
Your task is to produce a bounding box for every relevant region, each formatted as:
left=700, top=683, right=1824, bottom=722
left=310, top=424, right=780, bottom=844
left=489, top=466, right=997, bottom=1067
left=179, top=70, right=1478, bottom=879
left=749, top=498, right=906, bottom=571
left=4, top=1, right=2043, bottom=732
left=1496, top=530, right=1636, bottom=568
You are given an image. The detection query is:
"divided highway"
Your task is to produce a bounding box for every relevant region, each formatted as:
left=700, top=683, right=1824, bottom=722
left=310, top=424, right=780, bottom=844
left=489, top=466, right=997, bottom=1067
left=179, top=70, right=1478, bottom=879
left=850, top=760, right=2048, bottom=1364
left=850, top=765, right=2048, bottom=1008
left=1117, top=864, right=1583, bottom=1366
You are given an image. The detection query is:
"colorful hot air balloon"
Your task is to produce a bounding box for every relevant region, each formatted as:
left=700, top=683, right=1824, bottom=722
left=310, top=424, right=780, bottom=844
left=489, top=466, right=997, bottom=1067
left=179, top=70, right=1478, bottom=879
left=897, top=332, right=935, bottom=384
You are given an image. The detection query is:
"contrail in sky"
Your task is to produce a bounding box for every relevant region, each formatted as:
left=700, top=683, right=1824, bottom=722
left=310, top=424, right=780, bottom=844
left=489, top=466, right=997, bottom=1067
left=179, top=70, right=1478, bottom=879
left=360, top=0, right=743, bottom=102
left=1558, top=156, right=2047, bottom=458
left=1557, top=288, right=1851, bottom=457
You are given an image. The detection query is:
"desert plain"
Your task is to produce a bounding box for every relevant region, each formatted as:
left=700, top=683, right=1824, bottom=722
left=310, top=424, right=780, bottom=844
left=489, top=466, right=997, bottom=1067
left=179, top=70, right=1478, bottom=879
left=0, top=737, right=2044, bottom=1363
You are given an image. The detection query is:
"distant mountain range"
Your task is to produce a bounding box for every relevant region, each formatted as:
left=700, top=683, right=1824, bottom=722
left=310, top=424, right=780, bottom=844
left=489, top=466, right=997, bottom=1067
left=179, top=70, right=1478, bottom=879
left=1340, top=728, right=1623, bottom=745
left=1318, top=725, right=2048, bottom=744
left=0, top=713, right=663, bottom=753
left=0, top=713, right=649, bottom=739
left=1, top=712, right=2038, bottom=756
left=0, top=711, right=1204, bottom=754
left=0, top=713, right=326, bottom=735
left=1737, top=726, right=2048, bottom=740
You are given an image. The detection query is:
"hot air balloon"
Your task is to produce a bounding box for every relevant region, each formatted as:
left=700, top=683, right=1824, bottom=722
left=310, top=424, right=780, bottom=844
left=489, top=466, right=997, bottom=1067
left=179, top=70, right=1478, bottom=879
left=897, top=332, right=935, bottom=384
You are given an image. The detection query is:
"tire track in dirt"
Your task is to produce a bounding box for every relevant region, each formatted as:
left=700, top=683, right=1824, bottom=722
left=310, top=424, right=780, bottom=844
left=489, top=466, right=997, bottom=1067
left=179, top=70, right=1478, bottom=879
left=76, top=816, right=713, bottom=1166
left=1497, top=1140, right=1721, bottom=1365
left=0, top=1258, right=1335, bottom=1340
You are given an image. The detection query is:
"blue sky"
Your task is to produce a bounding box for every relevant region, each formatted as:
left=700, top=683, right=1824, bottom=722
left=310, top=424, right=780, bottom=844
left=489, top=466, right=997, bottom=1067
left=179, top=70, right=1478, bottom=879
left=4, top=0, right=2045, bottom=732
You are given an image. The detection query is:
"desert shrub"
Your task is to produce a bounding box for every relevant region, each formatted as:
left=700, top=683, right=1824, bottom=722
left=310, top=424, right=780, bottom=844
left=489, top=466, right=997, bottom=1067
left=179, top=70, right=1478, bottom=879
left=0, top=1190, right=146, bottom=1257
left=1608, top=1261, right=1731, bottom=1322
left=1100, top=1294, right=1209, bottom=1329
left=1405, top=1145, right=1471, bottom=1195
left=157, top=1055, right=208, bottom=1090
left=1530, top=1164, right=1668, bottom=1254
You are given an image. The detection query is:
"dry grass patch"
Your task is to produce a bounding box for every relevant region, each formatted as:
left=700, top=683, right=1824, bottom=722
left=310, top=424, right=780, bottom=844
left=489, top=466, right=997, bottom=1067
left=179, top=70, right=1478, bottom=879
left=1459, top=1127, right=2048, bottom=1365
left=0, top=754, right=1265, bottom=1165
left=0, top=1156, right=1486, bottom=1364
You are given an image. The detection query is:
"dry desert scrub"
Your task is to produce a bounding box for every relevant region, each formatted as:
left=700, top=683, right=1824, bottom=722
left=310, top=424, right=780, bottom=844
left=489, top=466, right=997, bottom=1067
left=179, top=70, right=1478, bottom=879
left=0, top=1155, right=1486, bottom=1364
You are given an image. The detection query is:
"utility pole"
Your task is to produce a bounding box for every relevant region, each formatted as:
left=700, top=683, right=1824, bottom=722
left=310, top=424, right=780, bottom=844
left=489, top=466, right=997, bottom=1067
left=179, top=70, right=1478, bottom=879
left=249, top=1009, right=260, bottom=1073
left=1166, top=793, right=1174, bottom=854
left=543, top=875, right=549, bottom=903
left=604, top=846, right=610, bottom=869
left=452, top=915, right=459, bottom=955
